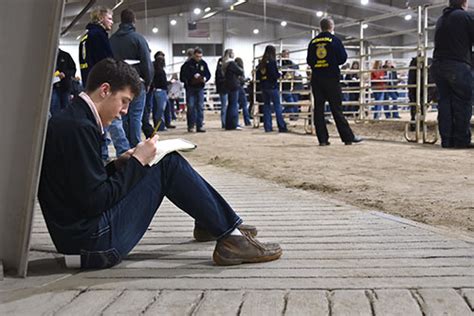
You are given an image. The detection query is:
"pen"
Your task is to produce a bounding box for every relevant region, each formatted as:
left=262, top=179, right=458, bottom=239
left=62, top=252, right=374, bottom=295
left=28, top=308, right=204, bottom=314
left=151, top=120, right=162, bottom=137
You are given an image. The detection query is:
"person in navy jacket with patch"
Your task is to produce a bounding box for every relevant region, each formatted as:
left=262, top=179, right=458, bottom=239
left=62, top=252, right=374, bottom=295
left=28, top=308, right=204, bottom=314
left=307, top=17, right=361, bottom=146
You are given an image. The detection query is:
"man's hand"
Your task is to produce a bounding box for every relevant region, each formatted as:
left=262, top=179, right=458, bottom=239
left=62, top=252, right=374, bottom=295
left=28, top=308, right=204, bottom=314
left=114, top=148, right=135, bottom=170
left=132, top=135, right=159, bottom=166
left=58, top=72, right=66, bottom=79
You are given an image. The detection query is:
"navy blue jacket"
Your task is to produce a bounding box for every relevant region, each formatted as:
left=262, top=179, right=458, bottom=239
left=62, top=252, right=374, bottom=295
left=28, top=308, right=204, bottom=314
left=257, top=59, right=281, bottom=90
left=180, top=58, right=211, bottom=89
left=79, top=23, right=113, bottom=86
left=307, top=31, right=347, bottom=79
left=38, top=97, right=148, bottom=253
left=110, top=23, right=154, bottom=86
left=224, top=60, right=244, bottom=92
left=215, top=58, right=227, bottom=94
left=54, top=49, right=76, bottom=92
left=433, top=7, right=474, bottom=66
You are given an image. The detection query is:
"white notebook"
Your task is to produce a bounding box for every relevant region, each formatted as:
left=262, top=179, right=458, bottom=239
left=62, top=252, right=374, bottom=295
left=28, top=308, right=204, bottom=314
left=150, top=138, right=197, bottom=166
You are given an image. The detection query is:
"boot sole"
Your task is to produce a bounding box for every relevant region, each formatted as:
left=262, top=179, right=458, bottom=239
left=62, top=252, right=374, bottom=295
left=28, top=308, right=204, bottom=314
left=213, top=249, right=282, bottom=266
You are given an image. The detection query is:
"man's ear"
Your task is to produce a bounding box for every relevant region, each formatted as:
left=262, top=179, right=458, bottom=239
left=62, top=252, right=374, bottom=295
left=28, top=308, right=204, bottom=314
left=99, top=83, right=111, bottom=98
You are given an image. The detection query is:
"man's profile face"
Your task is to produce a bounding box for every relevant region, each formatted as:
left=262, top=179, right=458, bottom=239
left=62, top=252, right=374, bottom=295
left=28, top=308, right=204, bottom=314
left=101, top=13, right=114, bottom=31
left=193, top=52, right=203, bottom=62
left=100, top=87, right=133, bottom=126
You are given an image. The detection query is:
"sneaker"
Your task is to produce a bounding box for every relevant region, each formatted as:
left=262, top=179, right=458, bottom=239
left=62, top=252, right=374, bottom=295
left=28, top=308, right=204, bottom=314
left=213, top=233, right=282, bottom=266
left=194, top=224, right=257, bottom=242
left=187, top=127, right=195, bottom=133
left=345, top=135, right=363, bottom=145
left=196, top=128, right=206, bottom=133
left=236, top=126, right=243, bottom=130
left=319, top=142, right=330, bottom=146
left=166, top=124, right=176, bottom=129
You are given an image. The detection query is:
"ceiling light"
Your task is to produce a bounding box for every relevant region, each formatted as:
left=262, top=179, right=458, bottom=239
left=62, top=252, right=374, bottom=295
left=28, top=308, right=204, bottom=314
left=361, top=0, right=369, bottom=5
left=316, top=11, right=324, bottom=17
left=152, top=26, right=158, bottom=33
left=202, top=11, right=218, bottom=19
left=233, top=0, right=247, bottom=6
left=362, top=23, right=368, bottom=29
left=404, top=14, right=412, bottom=21
left=204, top=7, right=211, bottom=13
left=193, top=8, right=202, bottom=15
left=170, top=19, right=177, bottom=26
left=281, top=21, right=287, bottom=27
left=253, top=28, right=259, bottom=34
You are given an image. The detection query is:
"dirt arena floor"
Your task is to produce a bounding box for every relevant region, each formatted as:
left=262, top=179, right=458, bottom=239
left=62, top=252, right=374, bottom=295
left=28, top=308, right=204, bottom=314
left=161, top=112, right=474, bottom=237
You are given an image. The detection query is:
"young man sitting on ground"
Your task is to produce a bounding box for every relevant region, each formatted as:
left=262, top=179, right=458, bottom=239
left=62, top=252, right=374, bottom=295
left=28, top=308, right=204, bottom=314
left=38, top=58, right=282, bottom=268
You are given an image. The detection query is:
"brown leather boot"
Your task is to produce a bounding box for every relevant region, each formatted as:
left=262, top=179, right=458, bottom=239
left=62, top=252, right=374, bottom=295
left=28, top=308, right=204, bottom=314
left=194, top=224, right=257, bottom=242
left=213, top=233, right=282, bottom=266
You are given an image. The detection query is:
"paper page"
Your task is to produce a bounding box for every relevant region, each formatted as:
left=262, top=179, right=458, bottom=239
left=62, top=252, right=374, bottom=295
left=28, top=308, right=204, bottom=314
left=124, top=59, right=140, bottom=65
left=150, top=138, right=196, bottom=166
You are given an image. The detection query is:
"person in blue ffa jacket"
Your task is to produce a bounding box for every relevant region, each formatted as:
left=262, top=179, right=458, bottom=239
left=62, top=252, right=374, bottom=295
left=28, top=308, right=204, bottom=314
left=256, top=45, right=288, bottom=133
left=180, top=47, right=211, bottom=132
left=307, top=17, right=362, bottom=146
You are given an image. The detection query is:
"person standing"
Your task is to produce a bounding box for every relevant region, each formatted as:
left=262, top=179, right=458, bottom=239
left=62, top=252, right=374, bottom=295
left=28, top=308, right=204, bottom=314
left=432, top=0, right=474, bottom=148
left=151, top=56, right=168, bottom=131
left=223, top=49, right=244, bottom=130
left=281, top=49, right=299, bottom=117
left=215, top=56, right=228, bottom=128
left=235, top=57, right=252, bottom=126
left=79, top=6, right=130, bottom=159
left=306, top=17, right=361, bottom=145
left=257, top=45, right=288, bottom=133
left=383, top=60, right=400, bottom=119
left=50, top=49, right=76, bottom=116
left=110, top=9, right=153, bottom=147
left=180, top=47, right=211, bottom=133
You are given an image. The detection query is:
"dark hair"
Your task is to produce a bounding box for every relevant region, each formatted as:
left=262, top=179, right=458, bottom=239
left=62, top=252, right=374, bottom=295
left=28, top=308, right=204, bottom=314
left=194, top=47, right=203, bottom=55
left=320, top=18, right=334, bottom=32
left=259, top=45, right=276, bottom=68
left=120, top=9, right=135, bottom=24
left=235, top=57, right=244, bottom=69
left=154, top=56, right=165, bottom=71
left=86, top=58, right=141, bottom=97
left=154, top=51, right=165, bottom=59
left=449, top=0, right=466, bottom=7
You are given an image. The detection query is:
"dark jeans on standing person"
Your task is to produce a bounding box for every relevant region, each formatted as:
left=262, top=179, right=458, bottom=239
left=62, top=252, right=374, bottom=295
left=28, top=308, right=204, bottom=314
left=262, top=88, right=287, bottom=132
left=219, top=93, right=228, bottom=128
left=187, top=87, right=205, bottom=129
left=142, top=89, right=155, bottom=138
left=123, top=84, right=146, bottom=147
left=226, top=89, right=239, bottom=130
left=312, top=77, right=355, bottom=144
left=238, top=86, right=252, bottom=126
left=69, top=153, right=242, bottom=269
left=432, top=60, right=473, bottom=148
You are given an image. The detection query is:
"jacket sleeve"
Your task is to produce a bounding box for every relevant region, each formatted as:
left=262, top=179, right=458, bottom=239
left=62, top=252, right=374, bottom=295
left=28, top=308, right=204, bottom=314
left=180, top=62, right=188, bottom=84
left=269, top=60, right=281, bottom=80
left=334, top=37, right=348, bottom=65
left=65, top=124, right=148, bottom=217
left=204, top=61, right=211, bottom=82
left=306, top=41, right=315, bottom=68
left=138, top=36, right=153, bottom=86
left=230, top=62, right=244, bottom=77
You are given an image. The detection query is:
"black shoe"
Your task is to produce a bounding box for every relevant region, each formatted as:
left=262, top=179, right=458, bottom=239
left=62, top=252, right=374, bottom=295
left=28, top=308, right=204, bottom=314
left=166, top=124, right=176, bottom=129
left=453, top=143, right=474, bottom=149
left=187, top=127, right=195, bottom=133
left=196, top=128, right=206, bottom=133
left=319, top=142, right=330, bottom=146
left=345, top=135, right=363, bottom=145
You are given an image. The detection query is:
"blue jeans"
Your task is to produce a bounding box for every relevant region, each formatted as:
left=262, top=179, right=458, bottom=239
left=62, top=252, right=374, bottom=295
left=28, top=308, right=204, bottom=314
left=152, top=89, right=168, bottom=131
left=79, top=153, right=242, bottom=268
left=262, top=89, right=287, bottom=132
left=101, top=119, right=130, bottom=160
left=123, top=84, right=146, bottom=147
left=226, top=90, right=239, bottom=130
left=238, top=86, right=251, bottom=126
left=219, top=93, right=228, bottom=128
left=187, top=88, right=205, bottom=129
left=432, top=60, right=473, bottom=147
left=372, top=92, right=385, bottom=119
left=50, top=88, right=71, bottom=116
left=384, top=91, right=400, bottom=118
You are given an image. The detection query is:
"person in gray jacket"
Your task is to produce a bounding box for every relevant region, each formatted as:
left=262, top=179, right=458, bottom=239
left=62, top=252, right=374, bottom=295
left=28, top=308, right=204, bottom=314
left=110, top=9, right=153, bottom=147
